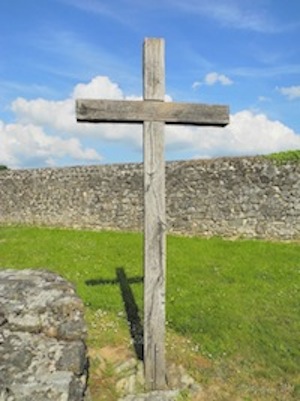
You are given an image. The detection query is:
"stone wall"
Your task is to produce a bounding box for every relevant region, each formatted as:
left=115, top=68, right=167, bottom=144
left=0, top=157, right=299, bottom=240
left=0, top=269, right=88, bottom=401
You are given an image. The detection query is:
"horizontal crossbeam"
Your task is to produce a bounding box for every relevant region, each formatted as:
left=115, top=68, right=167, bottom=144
left=76, top=99, right=229, bottom=126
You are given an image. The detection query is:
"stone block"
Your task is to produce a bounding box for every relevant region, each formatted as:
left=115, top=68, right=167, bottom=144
left=0, top=269, right=88, bottom=401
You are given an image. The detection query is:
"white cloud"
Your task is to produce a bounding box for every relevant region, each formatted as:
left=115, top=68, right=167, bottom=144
left=72, top=76, right=124, bottom=99
left=193, top=72, right=233, bottom=89
left=0, top=121, right=101, bottom=169
left=204, top=72, right=233, bottom=86
left=166, top=110, right=300, bottom=157
left=11, top=76, right=141, bottom=144
left=258, top=96, right=271, bottom=103
left=192, top=81, right=201, bottom=90
left=1, top=75, right=142, bottom=168
left=1, top=75, right=300, bottom=169
left=278, top=85, right=300, bottom=100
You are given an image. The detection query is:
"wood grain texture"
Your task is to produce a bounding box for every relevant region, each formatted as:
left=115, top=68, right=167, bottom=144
left=76, top=99, right=229, bottom=126
left=144, top=38, right=165, bottom=101
left=74, top=36, right=230, bottom=393
left=143, top=38, right=166, bottom=391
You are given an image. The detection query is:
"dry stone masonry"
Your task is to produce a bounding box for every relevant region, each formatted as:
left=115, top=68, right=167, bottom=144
left=0, top=156, right=299, bottom=240
left=0, top=269, right=89, bottom=401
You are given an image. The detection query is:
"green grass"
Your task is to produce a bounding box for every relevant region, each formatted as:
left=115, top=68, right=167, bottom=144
left=0, top=225, right=299, bottom=400
left=265, top=149, right=300, bottom=164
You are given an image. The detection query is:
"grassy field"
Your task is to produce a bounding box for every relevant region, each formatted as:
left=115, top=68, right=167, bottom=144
left=266, top=149, right=300, bottom=164
left=0, top=225, right=299, bottom=400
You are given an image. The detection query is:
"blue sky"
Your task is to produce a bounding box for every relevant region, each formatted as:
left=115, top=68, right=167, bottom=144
left=1, top=0, right=300, bottom=168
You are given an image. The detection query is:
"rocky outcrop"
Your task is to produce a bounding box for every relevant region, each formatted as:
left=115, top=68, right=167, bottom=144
left=0, top=269, right=88, bottom=401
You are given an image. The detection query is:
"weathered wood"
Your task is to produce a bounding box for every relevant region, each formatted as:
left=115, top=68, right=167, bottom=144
left=143, top=38, right=166, bottom=391
left=144, top=121, right=166, bottom=390
left=75, top=36, right=229, bottom=393
left=76, top=99, right=229, bottom=126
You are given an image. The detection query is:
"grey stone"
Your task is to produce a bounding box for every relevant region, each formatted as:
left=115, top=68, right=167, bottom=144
left=119, top=390, right=180, bottom=401
left=0, top=269, right=88, bottom=401
left=0, top=156, right=299, bottom=240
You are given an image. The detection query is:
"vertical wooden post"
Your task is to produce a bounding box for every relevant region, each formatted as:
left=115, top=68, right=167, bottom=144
left=76, top=36, right=229, bottom=394
left=143, top=38, right=166, bottom=390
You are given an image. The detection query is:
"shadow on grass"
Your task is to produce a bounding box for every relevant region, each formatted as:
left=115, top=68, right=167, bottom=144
left=86, top=267, right=144, bottom=361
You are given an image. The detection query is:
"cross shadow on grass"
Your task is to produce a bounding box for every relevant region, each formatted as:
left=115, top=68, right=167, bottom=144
left=86, top=267, right=144, bottom=361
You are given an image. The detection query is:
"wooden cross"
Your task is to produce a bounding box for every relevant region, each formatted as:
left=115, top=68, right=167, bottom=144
left=76, top=38, right=229, bottom=391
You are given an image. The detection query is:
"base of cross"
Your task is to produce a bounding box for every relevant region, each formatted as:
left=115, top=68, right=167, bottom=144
left=116, top=357, right=202, bottom=400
